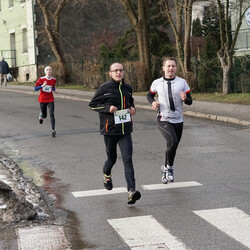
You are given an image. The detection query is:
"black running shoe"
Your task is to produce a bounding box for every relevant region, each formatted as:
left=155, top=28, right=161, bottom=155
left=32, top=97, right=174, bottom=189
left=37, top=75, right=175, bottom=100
left=128, top=190, right=141, bottom=204
left=39, top=113, right=43, bottom=124
left=52, top=130, right=56, bottom=137
left=103, top=174, right=113, bottom=190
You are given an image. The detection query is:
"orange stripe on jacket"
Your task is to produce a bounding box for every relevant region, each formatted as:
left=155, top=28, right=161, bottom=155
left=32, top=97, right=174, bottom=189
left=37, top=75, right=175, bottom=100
left=106, top=119, right=108, bottom=131
left=123, top=96, right=126, bottom=109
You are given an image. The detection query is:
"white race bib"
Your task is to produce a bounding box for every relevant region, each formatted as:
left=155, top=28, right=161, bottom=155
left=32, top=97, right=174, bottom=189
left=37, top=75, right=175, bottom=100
left=114, top=109, right=131, bottom=124
left=42, top=85, right=52, bottom=93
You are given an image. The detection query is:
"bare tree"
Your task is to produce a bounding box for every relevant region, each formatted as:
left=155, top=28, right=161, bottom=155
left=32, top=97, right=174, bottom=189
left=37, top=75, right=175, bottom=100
left=159, top=0, right=194, bottom=80
left=120, top=0, right=152, bottom=89
left=216, top=0, right=249, bottom=94
left=36, top=0, right=71, bottom=84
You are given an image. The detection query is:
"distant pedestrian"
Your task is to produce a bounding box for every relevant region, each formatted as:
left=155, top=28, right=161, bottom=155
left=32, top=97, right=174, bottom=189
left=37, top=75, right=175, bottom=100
left=89, top=62, right=141, bottom=204
left=0, top=57, right=10, bottom=86
left=34, top=66, right=57, bottom=137
left=147, top=57, right=192, bottom=184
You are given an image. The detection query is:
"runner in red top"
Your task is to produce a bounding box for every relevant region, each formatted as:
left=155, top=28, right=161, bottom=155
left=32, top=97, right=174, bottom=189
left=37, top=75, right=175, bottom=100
left=34, top=66, right=57, bottom=137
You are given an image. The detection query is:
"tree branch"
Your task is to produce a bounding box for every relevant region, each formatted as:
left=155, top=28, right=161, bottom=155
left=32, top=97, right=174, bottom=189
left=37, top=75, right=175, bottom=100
left=120, top=0, right=138, bottom=26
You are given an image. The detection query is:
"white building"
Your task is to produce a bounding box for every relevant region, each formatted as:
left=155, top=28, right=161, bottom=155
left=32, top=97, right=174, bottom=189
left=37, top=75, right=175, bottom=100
left=192, top=0, right=250, bottom=56
left=0, top=0, right=37, bottom=82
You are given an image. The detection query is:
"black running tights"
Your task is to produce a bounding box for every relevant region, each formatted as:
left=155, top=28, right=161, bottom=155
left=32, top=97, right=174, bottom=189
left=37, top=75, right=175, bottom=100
left=156, top=118, right=183, bottom=167
left=103, top=133, right=135, bottom=191
left=40, top=102, right=55, bottom=130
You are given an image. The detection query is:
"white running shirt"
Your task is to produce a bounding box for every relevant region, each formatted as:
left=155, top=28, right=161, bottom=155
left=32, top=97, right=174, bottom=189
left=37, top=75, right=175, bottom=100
left=149, top=76, right=191, bottom=123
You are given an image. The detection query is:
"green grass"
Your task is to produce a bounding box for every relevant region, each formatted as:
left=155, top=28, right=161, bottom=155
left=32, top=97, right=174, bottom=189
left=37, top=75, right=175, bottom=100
left=134, top=91, right=250, bottom=105
left=8, top=82, right=250, bottom=105
left=191, top=93, right=250, bottom=105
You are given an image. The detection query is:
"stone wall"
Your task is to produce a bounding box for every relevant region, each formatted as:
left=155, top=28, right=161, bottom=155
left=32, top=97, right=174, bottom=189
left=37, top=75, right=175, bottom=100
left=17, top=64, right=37, bottom=82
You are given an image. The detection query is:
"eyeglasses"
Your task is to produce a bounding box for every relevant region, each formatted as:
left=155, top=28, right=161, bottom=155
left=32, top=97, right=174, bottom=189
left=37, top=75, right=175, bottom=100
left=110, top=69, right=124, bottom=73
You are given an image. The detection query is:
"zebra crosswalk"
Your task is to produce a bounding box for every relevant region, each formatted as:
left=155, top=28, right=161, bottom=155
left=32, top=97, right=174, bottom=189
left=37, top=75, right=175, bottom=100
left=16, top=182, right=250, bottom=250
left=194, top=207, right=250, bottom=249
left=71, top=181, right=250, bottom=249
left=107, top=207, right=250, bottom=249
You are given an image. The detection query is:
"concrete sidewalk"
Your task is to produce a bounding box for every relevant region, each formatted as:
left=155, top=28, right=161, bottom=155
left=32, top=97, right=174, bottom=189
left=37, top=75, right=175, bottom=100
left=1, top=84, right=250, bottom=127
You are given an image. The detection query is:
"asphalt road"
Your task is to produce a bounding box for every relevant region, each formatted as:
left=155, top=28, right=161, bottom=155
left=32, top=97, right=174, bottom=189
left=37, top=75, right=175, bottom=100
left=0, top=90, right=250, bottom=249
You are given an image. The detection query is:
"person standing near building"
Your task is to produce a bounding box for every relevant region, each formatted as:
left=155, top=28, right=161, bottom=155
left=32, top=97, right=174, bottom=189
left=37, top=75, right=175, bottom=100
left=0, top=57, right=10, bottom=86
left=147, top=57, right=192, bottom=184
left=34, top=66, right=57, bottom=137
left=89, top=62, right=141, bottom=204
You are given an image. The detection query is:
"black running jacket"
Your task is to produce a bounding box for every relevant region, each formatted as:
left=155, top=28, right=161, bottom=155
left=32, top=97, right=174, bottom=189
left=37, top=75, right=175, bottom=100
left=89, top=78, right=135, bottom=135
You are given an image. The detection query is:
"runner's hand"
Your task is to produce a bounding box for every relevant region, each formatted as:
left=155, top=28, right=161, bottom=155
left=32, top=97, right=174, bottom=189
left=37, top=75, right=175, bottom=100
left=42, top=81, right=47, bottom=87
left=109, top=106, right=117, bottom=113
left=130, top=107, right=136, bottom=115
left=180, top=92, right=186, bottom=101
left=152, top=101, right=159, bottom=110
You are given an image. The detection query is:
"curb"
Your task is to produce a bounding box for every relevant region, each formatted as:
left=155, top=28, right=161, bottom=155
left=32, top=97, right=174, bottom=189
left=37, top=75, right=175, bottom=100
left=184, top=111, right=250, bottom=127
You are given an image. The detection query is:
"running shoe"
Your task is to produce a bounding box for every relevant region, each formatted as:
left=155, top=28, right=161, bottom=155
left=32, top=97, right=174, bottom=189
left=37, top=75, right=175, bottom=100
left=161, top=165, right=168, bottom=184
left=167, top=165, right=174, bottom=182
left=103, top=173, right=113, bottom=190
left=51, top=130, right=56, bottom=137
left=128, top=189, right=141, bottom=204
left=39, top=113, right=43, bottom=124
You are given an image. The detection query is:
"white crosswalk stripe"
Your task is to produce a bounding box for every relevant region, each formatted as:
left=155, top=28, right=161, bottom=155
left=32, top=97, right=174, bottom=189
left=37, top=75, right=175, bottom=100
left=72, top=187, right=127, bottom=198
left=72, top=181, right=203, bottom=198
left=108, top=215, right=189, bottom=250
left=142, top=181, right=202, bottom=190
left=193, top=207, right=250, bottom=249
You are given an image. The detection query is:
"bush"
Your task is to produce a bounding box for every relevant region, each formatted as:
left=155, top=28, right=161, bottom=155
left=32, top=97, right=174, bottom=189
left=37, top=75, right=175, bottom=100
left=83, top=61, right=105, bottom=89
left=123, top=61, right=149, bottom=92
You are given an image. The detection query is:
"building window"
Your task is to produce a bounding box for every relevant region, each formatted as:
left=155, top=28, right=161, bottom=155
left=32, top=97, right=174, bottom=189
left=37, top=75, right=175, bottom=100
left=9, top=0, right=13, bottom=8
left=22, top=28, right=28, bottom=53
left=20, top=0, right=25, bottom=3
left=234, top=29, right=250, bottom=50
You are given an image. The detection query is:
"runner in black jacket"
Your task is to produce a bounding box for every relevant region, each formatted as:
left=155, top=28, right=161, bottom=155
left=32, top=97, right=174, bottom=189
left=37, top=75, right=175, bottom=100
left=89, top=62, right=141, bottom=204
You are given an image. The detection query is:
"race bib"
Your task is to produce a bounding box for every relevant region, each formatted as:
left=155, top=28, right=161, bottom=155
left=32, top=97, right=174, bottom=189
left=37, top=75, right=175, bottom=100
left=42, top=85, right=52, bottom=93
left=114, top=109, right=131, bottom=124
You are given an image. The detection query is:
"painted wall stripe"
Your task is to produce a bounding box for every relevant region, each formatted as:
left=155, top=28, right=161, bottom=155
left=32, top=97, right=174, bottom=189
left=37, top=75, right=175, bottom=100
left=194, top=207, right=250, bottom=248
left=142, top=181, right=202, bottom=190
left=72, top=187, right=127, bottom=198
left=108, top=215, right=188, bottom=249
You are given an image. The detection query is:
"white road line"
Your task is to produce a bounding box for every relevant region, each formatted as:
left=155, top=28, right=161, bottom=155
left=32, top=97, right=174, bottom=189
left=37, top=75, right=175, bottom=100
left=194, top=207, right=250, bottom=249
left=108, top=215, right=188, bottom=249
left=142, top=181, right=202, bottom=190
left=72, top=187, right=127, bottom=198
left=16, top=225, right=71, bottom=250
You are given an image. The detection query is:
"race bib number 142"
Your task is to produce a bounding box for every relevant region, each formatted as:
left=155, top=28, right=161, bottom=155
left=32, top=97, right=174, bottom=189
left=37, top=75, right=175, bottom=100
left=114, top=109, right=131, bottom=124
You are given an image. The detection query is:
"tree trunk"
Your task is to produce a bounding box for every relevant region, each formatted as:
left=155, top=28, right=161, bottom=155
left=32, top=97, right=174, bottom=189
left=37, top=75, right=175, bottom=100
left=217, top=49, right=232, bottom=94
left=222, top=66, right=230, bottom=94
left=135, top=21, right=152, bottom=89
left=120, top=0, right=152, bottom=90
left=216, top=0, right=247, bottom=94
left=37, top=0, right=70, bottom=84
left=161, top=0, right=193, bottom=81
left=183, top=0, right=193, bottom=74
